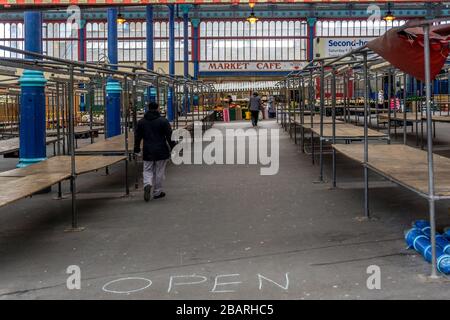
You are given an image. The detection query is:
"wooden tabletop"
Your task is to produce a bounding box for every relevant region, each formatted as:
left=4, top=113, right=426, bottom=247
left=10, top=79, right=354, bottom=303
left=0, top=155, right=126, bottom=177
left=46, top=126, right=104, bottom=136
left=333, top=143, right=450, bottom=197
left=303, top=123, right=387, bottom=139
left=0, top=155, right=126, bottom=207
left=378, top=112, right=422, bottom=122
left=429, top=115, right=450, bottom=123
left=0, top=137, right=59, bottom=155
left=76, top=134, right=134, bottom=154
left=378, top=113, right=450, bottom=123
left=291, top=115, right=344, bottom=125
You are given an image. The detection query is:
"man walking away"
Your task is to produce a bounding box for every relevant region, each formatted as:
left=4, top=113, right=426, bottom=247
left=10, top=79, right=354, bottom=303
left=249, top=91, right=262, bottom=127
left=134, top=102, right=176, bottom=202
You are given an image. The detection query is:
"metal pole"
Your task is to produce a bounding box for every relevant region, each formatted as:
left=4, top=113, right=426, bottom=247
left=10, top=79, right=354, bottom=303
left=300, top=76, right=305, bottom=153
left=387, top=69, right=392, bottom=143
left=343, top=73, right=348, bottom=123
left=375, top=72, right=379, bottom=128
left=319, top=63, right=325, bottom=182
left=56, top=82, right=62, bottom=199
left=331, top=67, right=337, bottom=188
left=403, top=73, right=407, bottom=145
left=393, top=70, right=397, bottom=138
left=363, top=52, right=370, bottom=219
left=68, top=66, right=78, bottom=230
left=415, top=77, right=419, bottom=146
left=123, top=77, right=130, bottom=196
left=423, top=24, right=438, bottom=278
left=61, top=84, right=67, bottom=154
left=56, top=83, right=61, bottom=155
left=310, top=70, right=315, bottom=164
left=89, top=82, right=94, bottom=144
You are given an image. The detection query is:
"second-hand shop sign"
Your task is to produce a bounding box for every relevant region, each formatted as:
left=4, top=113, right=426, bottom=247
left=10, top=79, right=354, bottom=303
left=200, top=61, right=306, bottom=72
left=315, top=37, right=373, bottom=58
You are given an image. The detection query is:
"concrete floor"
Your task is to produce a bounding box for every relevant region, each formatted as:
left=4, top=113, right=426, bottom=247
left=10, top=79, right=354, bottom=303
left=0, top=119, right=450, bottom=299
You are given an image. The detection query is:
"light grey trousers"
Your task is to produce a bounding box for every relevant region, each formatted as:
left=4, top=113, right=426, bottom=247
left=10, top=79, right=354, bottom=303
left=143, top=159, right=168, bottom=196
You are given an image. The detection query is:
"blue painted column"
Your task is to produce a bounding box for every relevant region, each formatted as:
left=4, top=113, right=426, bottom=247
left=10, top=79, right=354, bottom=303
left=307, top=17, right=317, bottom=62
left=448, top=71, right=450, bottom=95
left=79, top=20, right=86, bottom=112
left=433, top=80, right=439, bottom=94
left=407, top=75, right=413, bottom=96
left=18, top=11, right=47, bottom=168
left=182, top=5, right=190, bottom=113
left=146, top=5, right=156, bottom=104
left=191, top=18, right=200, bottom=80
left=106, top=8, right=122, bottom=138
left=167, top=4, right=175, bottom=121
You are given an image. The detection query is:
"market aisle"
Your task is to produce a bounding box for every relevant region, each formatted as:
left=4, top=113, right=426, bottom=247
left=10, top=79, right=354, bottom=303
left=0, top=120, right=449, bottom=299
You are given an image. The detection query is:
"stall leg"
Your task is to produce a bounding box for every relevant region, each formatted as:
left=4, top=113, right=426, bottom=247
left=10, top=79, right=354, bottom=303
left=318, top=138, right=324, bottom=182
left=125, top=158, right=129, bottom=196
left=332, top=148, right=336, bottom=188
left=364, top=166, right=370, bottom=219
left=301, top=127, right=305, bottom=153
left=428, top=198, right=438, bottom=278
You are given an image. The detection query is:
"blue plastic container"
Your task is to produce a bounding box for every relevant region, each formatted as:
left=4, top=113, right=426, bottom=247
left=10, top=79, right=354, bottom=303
left=412, top=221, right=450, bottom=254
left=405, top=228, right=450, bottom=274
left=444, top=228, right=450, bottom=241
left=412, top=220, right=430, bottom=230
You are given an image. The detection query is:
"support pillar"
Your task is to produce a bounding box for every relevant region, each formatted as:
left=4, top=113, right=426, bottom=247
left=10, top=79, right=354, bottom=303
left=18, top=11, right=47, bottom=168
left=167, top=4, right=175, bottom=121
left=79, top=20, right=86, bottom=112
left=191, top=18, right=200, bottom=80
left=146, top=5, right=156, bottom=104
left=307, top=17, right=317, bottom=61
left=106, top=8, right=122, bottom=137
left=182, top=5, right=190, bottom=113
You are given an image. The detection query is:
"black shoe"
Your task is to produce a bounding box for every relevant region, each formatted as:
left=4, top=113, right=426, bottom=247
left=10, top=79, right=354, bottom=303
left=144, top=185, right=152, bottom=202
left=153, top=192, right=166, bottom=199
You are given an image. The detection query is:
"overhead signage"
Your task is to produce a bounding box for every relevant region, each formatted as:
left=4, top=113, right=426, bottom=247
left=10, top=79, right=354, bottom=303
left=199, top=61, right=307, bottom=72
left=315, top=37, right=373, bottom=58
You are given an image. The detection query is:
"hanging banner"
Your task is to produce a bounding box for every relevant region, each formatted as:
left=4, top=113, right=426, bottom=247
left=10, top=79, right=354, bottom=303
left=199, top=61, right=307, bottom=73
left=314, top=37, right=373, bottom=58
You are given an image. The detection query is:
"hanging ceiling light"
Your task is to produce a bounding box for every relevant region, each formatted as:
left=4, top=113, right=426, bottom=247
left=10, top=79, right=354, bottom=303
left=246, top=2, right=259, bottom=24
left=117, top=8, right=127, bottom=25
left=383, top=3, right=396, bottom=22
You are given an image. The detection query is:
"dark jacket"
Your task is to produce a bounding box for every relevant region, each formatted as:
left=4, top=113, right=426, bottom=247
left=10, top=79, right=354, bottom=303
left=249, top=95, right=262, bottom=111
left=134, top=110, right=175, bottom=161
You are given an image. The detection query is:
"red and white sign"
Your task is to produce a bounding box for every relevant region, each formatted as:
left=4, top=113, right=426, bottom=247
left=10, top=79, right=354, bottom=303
left=200, top=61, right=306, bottom=72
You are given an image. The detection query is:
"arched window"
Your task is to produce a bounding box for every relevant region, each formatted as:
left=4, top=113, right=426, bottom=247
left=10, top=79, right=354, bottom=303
left=360, top=20, right=367, bottom=36
left=341, top=21, right=348, bottom=36
left=269, top=21, right=276, bottom=36
left=348, top=20, right=354, bottom=36
left=328, top=21, right=335, bottom=36
left=212, top=22, right=219, bottom=37
left=231, top=21, right=238, bottom=37
left=335, top=20, right=341, bottom=36
left=225, top=21, right=232, bottom=37
left=237, top=21, right=244, bottom=37
left=316, top=21, right=322, bottom=36
left=354, top=20, right=361, bottom=36
left=367, top=20, right=374, bottom=36
left=322, top=21, right=328, bottom=36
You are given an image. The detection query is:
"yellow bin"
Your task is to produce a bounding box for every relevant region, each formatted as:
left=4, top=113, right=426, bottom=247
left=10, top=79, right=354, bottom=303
left=245, top=111, right=251, bottom=120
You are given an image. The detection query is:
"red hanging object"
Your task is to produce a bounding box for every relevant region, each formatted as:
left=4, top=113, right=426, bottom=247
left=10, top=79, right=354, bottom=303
left=367, top=22, right=450, bottom=81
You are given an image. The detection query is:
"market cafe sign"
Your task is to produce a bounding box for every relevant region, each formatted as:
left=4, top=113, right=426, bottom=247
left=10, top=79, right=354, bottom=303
left=315, top=37, right=373, bottom=58
left=200, top=62, right=306, bottom=72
